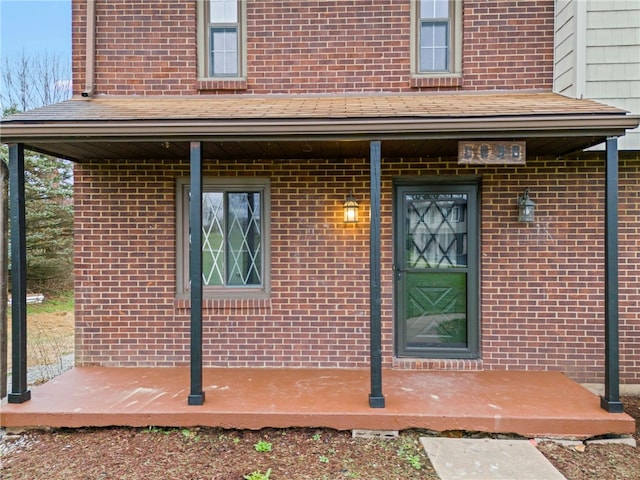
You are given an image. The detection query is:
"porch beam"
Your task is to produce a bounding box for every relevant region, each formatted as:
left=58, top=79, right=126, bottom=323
left=369, top=140, right=385, bottom=408
left=600, top=137, right=623, bottom=413
left=8, top=144, right=31, bottom=403
left=188, top=141, right=205, bottom=406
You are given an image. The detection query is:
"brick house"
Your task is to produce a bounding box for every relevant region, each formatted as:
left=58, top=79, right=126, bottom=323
left=2, top=0, right=639, bottom=412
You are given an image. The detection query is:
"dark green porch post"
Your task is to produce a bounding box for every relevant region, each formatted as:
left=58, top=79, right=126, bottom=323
left=188, top=141, right=205, bottom=405
left=601, top=136, right=623, bottom=413
left=8, top=144, right=30, bottom=403
left=369, top=140, right=385, bottom=408
left=1, top=159, right=8, bottom=400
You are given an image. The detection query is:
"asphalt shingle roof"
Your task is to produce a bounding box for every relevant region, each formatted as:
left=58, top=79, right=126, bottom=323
left=2, top=91, right=637, bottom=161
left=3, top=91, right=626, bottom=123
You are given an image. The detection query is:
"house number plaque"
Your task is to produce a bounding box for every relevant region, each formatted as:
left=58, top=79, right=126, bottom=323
left=458, top=141, right=526, bottom=165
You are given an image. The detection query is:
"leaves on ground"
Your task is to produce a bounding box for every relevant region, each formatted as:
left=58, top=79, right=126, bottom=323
left=2, top=397, right=639, bottom=480
left=1, top=427, right=437, bottom=480
left=539, top=395, right=640, bottom=480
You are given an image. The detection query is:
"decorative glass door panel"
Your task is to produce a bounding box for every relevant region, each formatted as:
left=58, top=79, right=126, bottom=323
left=395, top=184, right=479, bottom=358
left=405, top=271, right=467, bottom=348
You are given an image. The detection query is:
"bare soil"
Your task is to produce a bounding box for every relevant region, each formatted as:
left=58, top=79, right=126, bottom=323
left=1, top=309, right=638, bottom=479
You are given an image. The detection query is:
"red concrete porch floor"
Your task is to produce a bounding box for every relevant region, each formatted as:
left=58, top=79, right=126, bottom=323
left=0, top=367, right=635, bottom=439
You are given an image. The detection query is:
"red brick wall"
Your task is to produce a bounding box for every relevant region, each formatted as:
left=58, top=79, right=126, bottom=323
left=72, top=0, right=555, bottom=95
left=69, top=0, right=635, bottom=385
left=74, top=153, right=640, bottom=384
left=74, top=158, right=373, bottom=368
left=463, top=0, right=554, bottom=89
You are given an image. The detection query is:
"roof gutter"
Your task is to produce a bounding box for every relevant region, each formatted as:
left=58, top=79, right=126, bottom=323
left=81, top=0, right=96, bottom=98
left=1, top=114, right=638, bottom=143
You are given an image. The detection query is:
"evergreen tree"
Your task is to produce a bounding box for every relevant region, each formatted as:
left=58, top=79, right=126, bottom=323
left=1, top=50, right=73, bottom=294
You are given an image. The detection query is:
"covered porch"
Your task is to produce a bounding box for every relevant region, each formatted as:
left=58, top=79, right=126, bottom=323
left=2, top=92, right=640, bottom=426
left=0, top=367, right=635, bottom=438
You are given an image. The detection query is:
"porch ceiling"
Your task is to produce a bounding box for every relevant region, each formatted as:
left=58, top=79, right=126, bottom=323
left=1, top=91, right=638, bottom=162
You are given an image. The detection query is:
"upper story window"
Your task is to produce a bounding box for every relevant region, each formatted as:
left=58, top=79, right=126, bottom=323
left=419, top=0, right=450, bottom=72
left=199, top=0, right=245, bottom=79
left=412, top=0, right=462, bottom=78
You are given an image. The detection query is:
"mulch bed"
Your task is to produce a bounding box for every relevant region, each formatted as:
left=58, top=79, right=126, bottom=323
left=2, top=396, right=638, bottom=480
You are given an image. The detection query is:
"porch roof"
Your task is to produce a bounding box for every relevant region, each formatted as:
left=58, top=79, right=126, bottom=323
left=1, top=91, right=638, bottom=161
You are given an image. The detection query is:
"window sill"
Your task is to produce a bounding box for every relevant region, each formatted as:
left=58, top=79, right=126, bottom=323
left=175, top=295, right=271, bottom=312
left=196, top=78, right=248, bottom=91
left=410, top=74, right=462, bottom=89
left=392, top=357, right=483, bottom=370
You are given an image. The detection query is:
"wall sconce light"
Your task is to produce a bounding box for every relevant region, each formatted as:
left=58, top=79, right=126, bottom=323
left=343, top=192, right=359, bottom=224
left=518, top=188, right=536, bottom=223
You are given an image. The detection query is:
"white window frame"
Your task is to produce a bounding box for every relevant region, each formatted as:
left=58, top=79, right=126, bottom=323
left=198, top=0, right=247, bottom=79
left=176, top=177, right=271, bottom=299
left=411, top=0, right=463, bottom=77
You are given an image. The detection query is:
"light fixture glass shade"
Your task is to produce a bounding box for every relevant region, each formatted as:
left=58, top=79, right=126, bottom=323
left=343, top=193, right=359, bottom=223
left=518, top=188, right=535, bottom=222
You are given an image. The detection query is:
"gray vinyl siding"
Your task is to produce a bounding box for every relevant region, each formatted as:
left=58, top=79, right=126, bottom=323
left=554, top=0, right=580, bottom=97
left=554, top=0, right=640, bottom=150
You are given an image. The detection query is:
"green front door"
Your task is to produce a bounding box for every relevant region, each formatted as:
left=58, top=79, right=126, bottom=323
left=394, top=182, right=479, bottom=358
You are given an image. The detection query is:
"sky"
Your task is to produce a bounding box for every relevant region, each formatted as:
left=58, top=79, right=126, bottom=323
left=0, top=0, right=71, bottom=110
left=0, top=0, right=71, bottom=60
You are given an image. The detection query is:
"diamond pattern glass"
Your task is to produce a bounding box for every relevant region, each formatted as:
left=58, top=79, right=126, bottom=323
left=226, top=192, right=261, bottom=286
left=200, top=191, right=262, bottom=287
left=405, top=193, right=467, bottom=269
left=202, top=192, right=224, bottom=286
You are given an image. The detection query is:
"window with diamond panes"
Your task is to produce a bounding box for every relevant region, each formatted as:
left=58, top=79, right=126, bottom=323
left=201, top=191, right=262, bottom=287
left=177, top=179, right=269, bottom=296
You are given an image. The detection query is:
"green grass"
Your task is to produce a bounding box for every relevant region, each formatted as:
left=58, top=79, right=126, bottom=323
left=27, top=292, right=74, bottom=314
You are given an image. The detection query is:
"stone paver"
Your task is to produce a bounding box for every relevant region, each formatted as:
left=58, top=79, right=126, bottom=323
left=420, top=437, right=567, bottom=480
